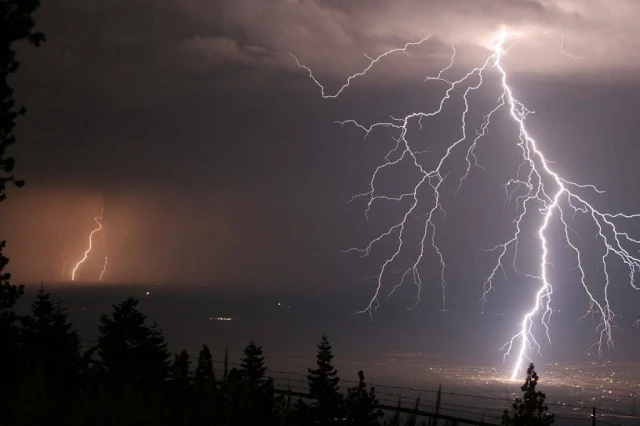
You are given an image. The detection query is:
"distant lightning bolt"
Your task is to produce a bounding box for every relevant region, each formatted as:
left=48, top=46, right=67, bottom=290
left=295, top=27, right=640, bottom=380
left=61, top=249, right=67, bottom=279
left=560, top=31, right=582, bottom=60
left=71, top=210, right=106, bottom=281
left=99, top=233, right=109, bottom=282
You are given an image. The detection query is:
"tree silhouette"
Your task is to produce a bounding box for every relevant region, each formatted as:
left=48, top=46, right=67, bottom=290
left=345, top=370, right=383, bottom=426
left=238, top=340, right=277, bottom=426
left=148, top=322, right=171, bottom=372
left=240, top=340, right=272, bottom=388
left=23, top=285, right=81, bottom=378
left=305, top=333, right=344, bottom=425
left=194, top=344, right=215, bottom=386
left=192, top=344, right=218, bottom=425
left=17, top=286, right=81, bottom=422
left=167, top=348, right=192, bottom=423
left=0, top=0, right=44, bottom=412
left=0, top=251, right=23, bottom=339
left=501, top=363, right=555, bottom=426
left=96, top=297, right=170, bottom=398
left=171, top=350, right=191, bottom=385
left=0, top=290, right=568, bottom=426
left=224, top=367, right=244, bottom=425
left=0, top=0, right=45, bottom=200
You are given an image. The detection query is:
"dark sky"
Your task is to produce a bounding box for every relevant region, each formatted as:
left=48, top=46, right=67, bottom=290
left=1, top=0, right=640, bottom=334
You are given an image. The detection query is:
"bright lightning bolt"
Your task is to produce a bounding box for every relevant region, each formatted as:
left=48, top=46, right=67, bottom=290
left=290, top=36, right=431, bottom=99
left=71, top=210, right=106, bottom=281
left=295, top=27, right=640, bottom=380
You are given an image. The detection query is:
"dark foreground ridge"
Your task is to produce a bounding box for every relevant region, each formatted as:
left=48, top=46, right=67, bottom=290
left=2, top=285, right=626, bottom=426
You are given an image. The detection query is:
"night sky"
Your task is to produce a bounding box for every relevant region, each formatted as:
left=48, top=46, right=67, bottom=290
left=1, top=0, right=640, bottom=340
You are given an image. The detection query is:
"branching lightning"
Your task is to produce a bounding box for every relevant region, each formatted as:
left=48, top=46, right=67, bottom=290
left=295, top=27, right=640, bottom=380
left=71, top=209, right=109, bottom=281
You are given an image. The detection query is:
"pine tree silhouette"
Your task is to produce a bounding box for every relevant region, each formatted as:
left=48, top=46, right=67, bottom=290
left=0, top=264, right=23, bottom=381
left=238, top=340, right=277, bottom=426
left=240, top=340, right=272, bottom=389
left=23, top=286, right=81, bottom=380
left=148, top=322, right=171, bottom=373
left=0, top=1, right=45, bottom=394
left=12, top=286, right=80, bottom=424
left=96, top=298, right=170, bottom=398
left=306, top=333, right=343, bottom=425
left=0, top=0, right=45, bottom=201
left=171, top=350, right=191, bottom=385
left=194, top=344, right=215, bottom=385
left=501, top=363, right=555, bottom=426
left=192, top=344, right=218, bottom=424
left=345, top=370, right=383, bottom=425
left=167, top=348, right=192, bottom=421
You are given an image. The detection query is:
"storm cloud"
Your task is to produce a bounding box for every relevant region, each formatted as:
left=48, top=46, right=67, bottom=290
left=3, top=0, right=640, bottom=291
left=174, top=0, right=640, bottom=77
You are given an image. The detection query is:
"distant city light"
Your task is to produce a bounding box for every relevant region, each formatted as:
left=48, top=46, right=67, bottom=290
left=209, top=317, right=232, bottom=321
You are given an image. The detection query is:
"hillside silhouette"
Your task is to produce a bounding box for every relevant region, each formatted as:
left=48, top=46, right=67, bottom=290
left=0, top=283, right=559, bottom=426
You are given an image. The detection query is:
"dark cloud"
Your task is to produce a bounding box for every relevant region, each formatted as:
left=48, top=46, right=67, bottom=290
left=181, top=36, right=286, bottom=71
left=2, top=0, right=640, bottom=306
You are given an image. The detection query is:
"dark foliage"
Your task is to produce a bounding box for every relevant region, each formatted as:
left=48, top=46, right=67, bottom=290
left=303, top=333, right=344, bottom=425
left=1, top=0, right=44, bottom=199
left=0, top=286, right=557, bottom=426
left=1, top=286, right=80, bottom=424
left=345, top=371, right=383, bottom=426
left=0, top=3, right=43, bottom=419
left=240, top=340, right=270, bottom=388
left=22, top=285, right=82, bottom=388
left=171, top=349, right=192, bottom=390
left=192, top=344, right=219, bottom=425
left=237, top=340, right=278, bottom=426
left=195, top=344, right=216, bottom=386
left=501, top=363, right=555, bottom=426
left=94, top=297, right=171, bottom=406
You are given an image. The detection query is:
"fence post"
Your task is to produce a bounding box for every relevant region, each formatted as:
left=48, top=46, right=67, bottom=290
left=592, top=406, right=596, bottom=426
left=434, top=384, right=442, bottom=426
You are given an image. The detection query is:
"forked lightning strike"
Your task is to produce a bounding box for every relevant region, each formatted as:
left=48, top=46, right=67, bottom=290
left=71, top=210, right=109, bottom=281
left=290, top=36, right=432, bottom=99
left=295, top=27, right=640, bottom=380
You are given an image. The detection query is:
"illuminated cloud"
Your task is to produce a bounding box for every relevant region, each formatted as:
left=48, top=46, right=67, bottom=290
left=177, top=0, right=640, bottom=77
